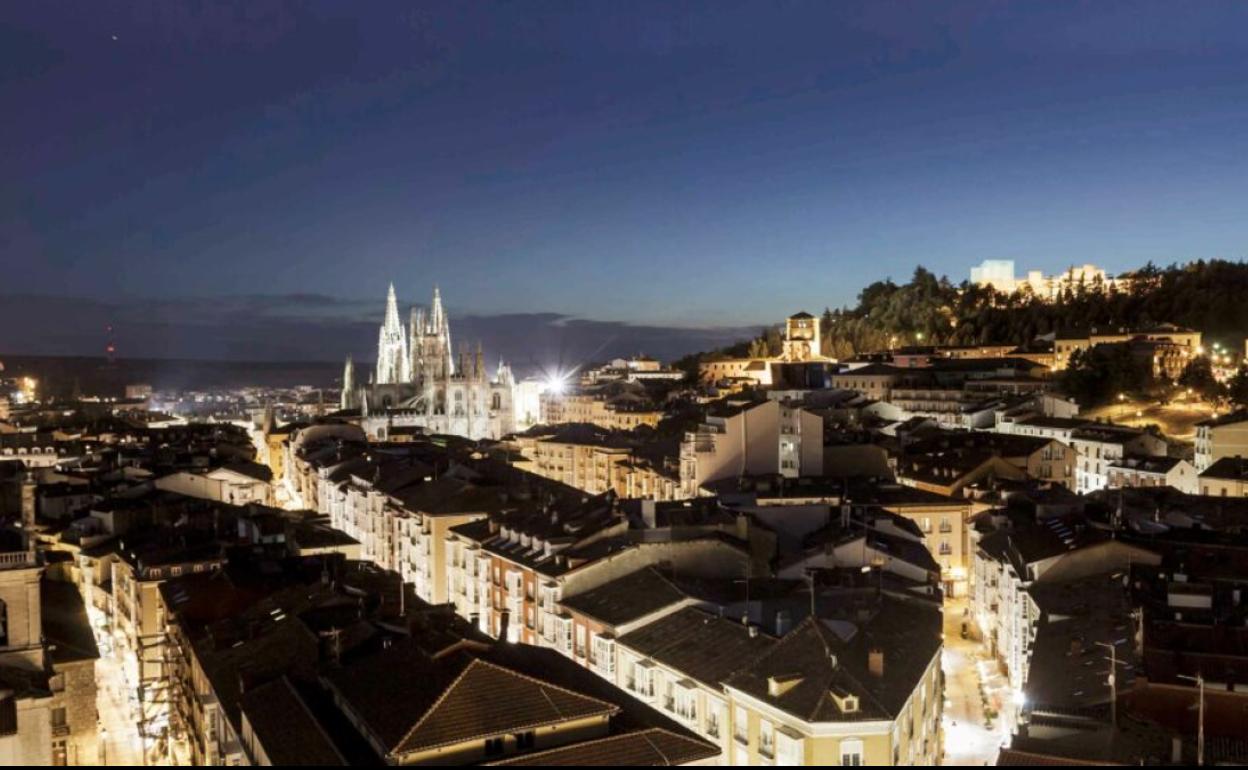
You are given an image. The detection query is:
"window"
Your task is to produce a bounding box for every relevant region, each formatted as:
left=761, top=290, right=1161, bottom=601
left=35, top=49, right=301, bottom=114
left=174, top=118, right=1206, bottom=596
left=484, top=736, right=505, bottom=756
left=705, top=700, right=722, bottom=738
left=591, top=634, right=616, bottom=676
left=840, top=738, right=864, bottom=766
left=734, top=705, right=749, bottom=743
left=515, top=731, right=535, bottom=750
left=759, top=719, right=775, bottom=759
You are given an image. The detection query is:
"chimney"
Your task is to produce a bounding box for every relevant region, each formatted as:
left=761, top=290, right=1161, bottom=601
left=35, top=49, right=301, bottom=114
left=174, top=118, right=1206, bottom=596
left=775, top=610, right=792, bottom=636
left=868, top=648, right=885, bottom=678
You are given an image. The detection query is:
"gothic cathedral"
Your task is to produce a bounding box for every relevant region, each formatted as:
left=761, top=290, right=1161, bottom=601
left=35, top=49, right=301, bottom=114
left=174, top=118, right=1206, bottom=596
left=341, top=284, right=516, bottom=441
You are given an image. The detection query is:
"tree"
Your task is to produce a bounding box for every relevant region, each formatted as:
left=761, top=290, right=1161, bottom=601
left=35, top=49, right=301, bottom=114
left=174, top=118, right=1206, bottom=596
left=1178, top=357, right=1220, bottom=400
left=1226, top=368, right=1248, bottom=408
left=1060, top=344, right=1151, bottom=407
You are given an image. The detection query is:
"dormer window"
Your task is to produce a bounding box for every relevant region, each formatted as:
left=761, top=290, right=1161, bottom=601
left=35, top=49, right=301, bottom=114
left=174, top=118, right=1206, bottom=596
left=830, top=686, right=859, bottom=714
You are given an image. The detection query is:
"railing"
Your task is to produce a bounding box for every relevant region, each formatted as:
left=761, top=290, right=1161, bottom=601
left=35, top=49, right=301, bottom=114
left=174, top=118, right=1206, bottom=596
left=0, top=550, right=36, bottom=569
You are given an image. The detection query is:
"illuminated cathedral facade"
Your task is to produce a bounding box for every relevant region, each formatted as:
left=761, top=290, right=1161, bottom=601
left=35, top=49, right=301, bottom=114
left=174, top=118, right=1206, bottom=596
left=341, top=284, right=516, bottom=441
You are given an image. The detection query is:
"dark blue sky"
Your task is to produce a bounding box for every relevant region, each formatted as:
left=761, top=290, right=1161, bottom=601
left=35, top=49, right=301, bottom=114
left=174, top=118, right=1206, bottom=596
left=3, top=1, right=1248, bottom=360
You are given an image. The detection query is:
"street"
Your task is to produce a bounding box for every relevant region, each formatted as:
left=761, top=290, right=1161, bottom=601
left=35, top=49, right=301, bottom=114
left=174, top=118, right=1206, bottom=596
left=95, top=645, right=148, bottom=766
left=942, top=597, right=1011, bottom=766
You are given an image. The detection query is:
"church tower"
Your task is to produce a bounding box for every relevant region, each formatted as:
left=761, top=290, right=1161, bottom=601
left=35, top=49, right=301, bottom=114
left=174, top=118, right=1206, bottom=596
left=340, top=355, right=356, bottom=409
left=375, top=283, right=410, bottom=384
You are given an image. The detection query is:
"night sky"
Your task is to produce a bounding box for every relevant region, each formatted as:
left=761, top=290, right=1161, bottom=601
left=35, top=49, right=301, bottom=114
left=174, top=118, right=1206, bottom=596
left=3, top=1, right=1248, bottom=363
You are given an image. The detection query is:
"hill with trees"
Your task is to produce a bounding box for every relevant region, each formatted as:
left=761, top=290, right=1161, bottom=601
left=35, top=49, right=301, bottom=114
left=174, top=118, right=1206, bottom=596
left=683, top=260, right=1248, bottom=368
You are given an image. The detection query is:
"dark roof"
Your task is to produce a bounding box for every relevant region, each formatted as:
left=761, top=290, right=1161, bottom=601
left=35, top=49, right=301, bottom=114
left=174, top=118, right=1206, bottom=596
left=618, top=607, right=777, bottom=689
left=1196, top=410, right=1248, bottom=428
left=485, top=728, right=719, bottom=766
left=1200, top=456, right=1248, bottom=481
left=324, top=644, right=618, bottom=758
left=220, top=460, right=273, bottom=483
left=1107, top=455, right=1182, bottom=474
left=559, top=567, right=688, bottom=627
left=834, top=363, right=903, bottom=378
left=1017, top=416, right=1091, bottom=431
left=239, top=677, right=346, bottom=766
left=724, top=596, right=941, bottom=723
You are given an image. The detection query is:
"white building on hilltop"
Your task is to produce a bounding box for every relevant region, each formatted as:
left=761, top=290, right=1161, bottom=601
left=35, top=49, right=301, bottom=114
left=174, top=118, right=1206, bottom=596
left=341, top=284, right=517, bottom=441
left=970, top=259, right=1132, bottom=299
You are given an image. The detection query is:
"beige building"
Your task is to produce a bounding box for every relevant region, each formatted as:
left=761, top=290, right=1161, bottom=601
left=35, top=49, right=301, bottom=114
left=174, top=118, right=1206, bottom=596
left=1194, top=411, right=1248, bottom=472
left=1198, top=456, right=1248, bottom=497
left=698, top=312, right=833, bottom=385
left=723, top=602, right=943, bottom=766
left=152, top=463, right=273, bottom=506
left=1053, top=323, right=1201, bottom=370
left=831, top=363, right=902, bottom=401
left=680, top=399, right=823, bottom=497
left=545, top=394, right=665, bottom=431
left=507, top=428, right=679, bottom=502
left=1107, top=455, right=1198, bottom=494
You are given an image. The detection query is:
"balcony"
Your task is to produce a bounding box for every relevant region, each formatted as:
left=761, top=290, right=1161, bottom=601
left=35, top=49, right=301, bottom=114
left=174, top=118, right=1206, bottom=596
left=0, top=549, right=36, bottom=569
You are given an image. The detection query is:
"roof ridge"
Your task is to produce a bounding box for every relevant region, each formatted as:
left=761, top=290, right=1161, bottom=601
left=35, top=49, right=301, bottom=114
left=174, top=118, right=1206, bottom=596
left=393, top=655, right=479, bottom=752
left=395, top=657, right=619, bottom=755
left=481, top=728, right=712, bottom=766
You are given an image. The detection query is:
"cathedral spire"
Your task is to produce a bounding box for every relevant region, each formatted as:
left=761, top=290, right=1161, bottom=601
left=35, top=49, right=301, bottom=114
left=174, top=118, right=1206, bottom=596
left=376, top=283, right=410, bottom=384
left=384, top=282, right=402, bottom=332
left=341, top=355, right=356, bottom=410
left=430, top=285, right=445, bottom=331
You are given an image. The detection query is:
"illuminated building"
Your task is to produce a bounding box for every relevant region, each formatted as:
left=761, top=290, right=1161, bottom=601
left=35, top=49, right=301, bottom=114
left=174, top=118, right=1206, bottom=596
left=339, top=285, right=517, bottom=441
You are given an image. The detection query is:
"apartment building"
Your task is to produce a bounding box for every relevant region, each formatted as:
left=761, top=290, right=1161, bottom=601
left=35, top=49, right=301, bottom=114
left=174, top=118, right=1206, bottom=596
left=723, top=596, right=943, bottom=766
left=680, top=399, right=823, bottom=497
left=1198, top=456, right=1248, bottom=497
left=1107, top=455, right=1198, bottom=494
left=1194, top=411, right=1248, bottom=472
left=972, top=510, right=1159, bottom=694
left=507, top=424, right=680, bottom=502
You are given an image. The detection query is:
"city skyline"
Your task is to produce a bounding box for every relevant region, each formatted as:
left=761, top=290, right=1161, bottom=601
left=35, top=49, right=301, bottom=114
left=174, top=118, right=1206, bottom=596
left=5, top=0, right=1248, bottom=361
left=6, top=4, right=1248, bottom=766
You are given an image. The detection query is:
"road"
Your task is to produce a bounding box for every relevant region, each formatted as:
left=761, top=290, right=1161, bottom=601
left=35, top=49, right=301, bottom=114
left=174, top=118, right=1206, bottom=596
left=95, top=643, right=147, bottom=766
left=942, top=598, right=1011, bottom=766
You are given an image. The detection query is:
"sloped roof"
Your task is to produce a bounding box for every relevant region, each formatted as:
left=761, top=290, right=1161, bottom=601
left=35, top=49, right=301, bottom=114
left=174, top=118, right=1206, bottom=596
left=395, top=658, right=619, bottom=755
left=484, top=727, right=719, bottom=766
left=559, top=567, right=688, bottom=627
left=239, top=677, right=346, bottom=766
left=724, top=597, right=941, bottom=724
left=618, top=607, right=777, bottom=689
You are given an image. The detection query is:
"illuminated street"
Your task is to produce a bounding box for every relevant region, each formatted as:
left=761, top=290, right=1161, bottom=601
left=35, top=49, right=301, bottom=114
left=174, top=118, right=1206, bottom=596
left=96, top=646, right=147, bottom=766
left=942, top=598, right=1010, bottom=765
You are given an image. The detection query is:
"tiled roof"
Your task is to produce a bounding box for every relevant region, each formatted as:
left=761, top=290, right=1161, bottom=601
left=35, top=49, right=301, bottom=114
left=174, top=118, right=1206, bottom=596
left=397, top=658, right=618, bottom=755
left=239, top=677, right=346, bottom=766
left=725, top=596, right=941, bottom=724
left=327, top=645, right=620, bottom=759
left=485, top=727, right=719, bottom=766
left=1199, top=455, right=1248, bottom=481
left=619, top=607, right=777, bottom=689
left=559, top=567, right=688, bottom=627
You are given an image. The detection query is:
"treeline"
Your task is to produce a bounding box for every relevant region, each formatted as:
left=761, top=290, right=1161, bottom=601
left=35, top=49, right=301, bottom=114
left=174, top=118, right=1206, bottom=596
left=680, top=260, right=1248, bottom=372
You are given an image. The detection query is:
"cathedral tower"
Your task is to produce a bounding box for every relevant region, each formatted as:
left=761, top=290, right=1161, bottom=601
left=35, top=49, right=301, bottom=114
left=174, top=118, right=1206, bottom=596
left=375, top=283, right=410, bottom=384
